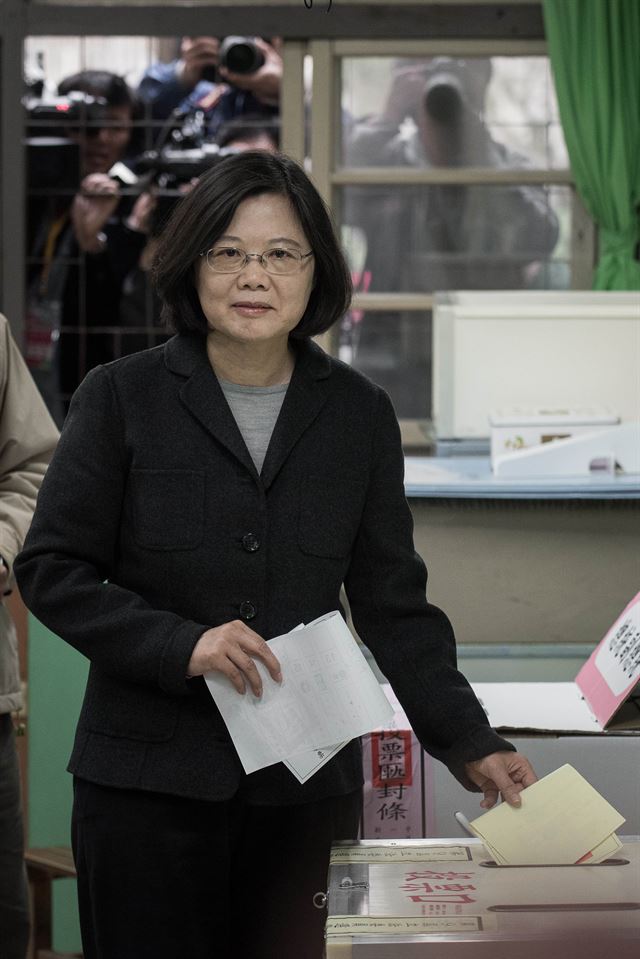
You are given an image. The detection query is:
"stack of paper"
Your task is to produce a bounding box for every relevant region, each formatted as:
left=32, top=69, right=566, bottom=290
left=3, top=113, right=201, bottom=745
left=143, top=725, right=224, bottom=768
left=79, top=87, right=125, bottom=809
left=204, top=611, right=394, bottom=783
left=468, top=764, right=625, bottom=865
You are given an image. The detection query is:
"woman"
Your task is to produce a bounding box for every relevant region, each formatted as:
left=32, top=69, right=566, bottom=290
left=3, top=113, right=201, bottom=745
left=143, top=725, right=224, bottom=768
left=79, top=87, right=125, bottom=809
left=16, top=152, right=536, bottom=959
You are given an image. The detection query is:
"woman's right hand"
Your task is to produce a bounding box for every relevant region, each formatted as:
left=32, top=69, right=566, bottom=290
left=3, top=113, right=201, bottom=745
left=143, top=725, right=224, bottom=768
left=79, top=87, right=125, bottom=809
left=187, top=620, right=282, bottom=697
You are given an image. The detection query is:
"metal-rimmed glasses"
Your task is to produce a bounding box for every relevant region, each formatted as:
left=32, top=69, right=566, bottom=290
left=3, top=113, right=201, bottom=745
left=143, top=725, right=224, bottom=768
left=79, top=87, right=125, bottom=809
left=200, top=246, right=314, bottom=276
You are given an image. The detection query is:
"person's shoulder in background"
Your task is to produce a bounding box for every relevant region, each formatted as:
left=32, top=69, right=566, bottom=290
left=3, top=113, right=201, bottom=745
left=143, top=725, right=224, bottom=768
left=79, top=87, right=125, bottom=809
left=137, top=60, right=218, bottom=120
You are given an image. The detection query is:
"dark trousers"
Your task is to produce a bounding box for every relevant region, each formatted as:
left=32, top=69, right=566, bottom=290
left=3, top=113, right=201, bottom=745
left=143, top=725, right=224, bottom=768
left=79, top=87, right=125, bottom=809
left=72, top=777, right=361, bottom=959
left=0, top=713, right=30, bottom=959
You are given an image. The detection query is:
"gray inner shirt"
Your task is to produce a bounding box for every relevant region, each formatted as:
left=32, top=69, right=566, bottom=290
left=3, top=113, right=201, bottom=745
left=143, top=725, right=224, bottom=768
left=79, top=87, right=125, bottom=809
left=219, top=379, right=288, bottom=473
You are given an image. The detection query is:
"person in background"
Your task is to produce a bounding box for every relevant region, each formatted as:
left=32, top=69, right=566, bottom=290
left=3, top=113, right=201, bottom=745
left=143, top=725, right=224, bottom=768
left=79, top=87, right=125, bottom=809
left=346, top=57, right=559, bottom=291
left=215, top=113, right=280, bottom=153
left=0, top=313, right=59, bottom=959
left=26, top=70, right=153, bottom=423
left=343, top=57, right=561, bottom=417
left=16, top=152, right=536, bottom=959
left=138, top=36, right=281, bottom=140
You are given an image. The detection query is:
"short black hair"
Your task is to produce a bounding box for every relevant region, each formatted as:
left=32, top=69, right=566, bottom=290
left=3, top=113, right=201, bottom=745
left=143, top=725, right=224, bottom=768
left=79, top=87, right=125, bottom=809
left=57, top=70, right=144, bottom=153
left=57, top=70, right=135, bottom=109
left=152, top=151, right=352, bottom=339
left=215, top=114, right=280, bottom=150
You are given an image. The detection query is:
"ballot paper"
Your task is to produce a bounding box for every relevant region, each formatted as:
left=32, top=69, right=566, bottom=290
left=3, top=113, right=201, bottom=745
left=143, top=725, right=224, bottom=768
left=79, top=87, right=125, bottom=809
left=279, top=621, right=347, bottom=783
left=468, top=764, right=625, bottom=865
left=204, top=611, right=394, bottom=779
left=283, top=740, right=348, bottom=784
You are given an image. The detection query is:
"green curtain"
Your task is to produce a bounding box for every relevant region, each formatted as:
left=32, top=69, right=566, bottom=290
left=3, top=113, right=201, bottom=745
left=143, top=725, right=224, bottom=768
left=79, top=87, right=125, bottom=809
left=543, top=0, right=640, bottom=289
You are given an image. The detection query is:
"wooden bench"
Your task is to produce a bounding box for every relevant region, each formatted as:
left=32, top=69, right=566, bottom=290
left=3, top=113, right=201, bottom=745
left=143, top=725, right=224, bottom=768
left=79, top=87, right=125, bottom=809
left=24, top=846, right=82, bottom=959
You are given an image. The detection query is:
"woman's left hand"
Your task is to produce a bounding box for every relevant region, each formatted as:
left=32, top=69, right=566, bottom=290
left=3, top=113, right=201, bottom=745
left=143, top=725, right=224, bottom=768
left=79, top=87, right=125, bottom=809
left=465, top=751, right=538, bottom=808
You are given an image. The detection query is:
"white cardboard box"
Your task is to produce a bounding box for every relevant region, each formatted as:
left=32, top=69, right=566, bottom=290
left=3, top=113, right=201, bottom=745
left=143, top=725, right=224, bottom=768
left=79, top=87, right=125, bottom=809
left=432, top=290, right=640, bottom=440
left=489, top=406, right=619, bottom=466
left=438, top=594, right=640, bottom=836
left=363, top=596, right=640, bottom=839
left=473, top=592, right=640, bottom=734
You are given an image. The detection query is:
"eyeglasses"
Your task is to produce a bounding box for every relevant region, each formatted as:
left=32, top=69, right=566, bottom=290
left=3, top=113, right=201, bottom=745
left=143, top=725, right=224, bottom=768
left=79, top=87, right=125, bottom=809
left=201, top=246, right=314, bottom=276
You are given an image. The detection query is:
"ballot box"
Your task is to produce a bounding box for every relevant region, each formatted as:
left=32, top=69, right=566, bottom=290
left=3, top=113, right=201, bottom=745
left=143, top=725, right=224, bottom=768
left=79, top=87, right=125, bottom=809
left=324, top=837, right=640, bottom=958
left=364, top=595, right=640, bottom=838
left=362, top=686, right=640, bottom=839
left=451, top=592, right=640, bottom=836
left=365, top=696, right=640, bottom=838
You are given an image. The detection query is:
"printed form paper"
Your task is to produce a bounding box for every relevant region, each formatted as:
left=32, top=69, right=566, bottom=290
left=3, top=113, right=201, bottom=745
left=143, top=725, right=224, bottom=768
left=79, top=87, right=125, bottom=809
left=279, top=621, right=346, bottom=783
left=283, top=740, right=347, bottom=784
left=204, top=611, right=394, bottom=778
left=469, top=764, right=625, bottom=865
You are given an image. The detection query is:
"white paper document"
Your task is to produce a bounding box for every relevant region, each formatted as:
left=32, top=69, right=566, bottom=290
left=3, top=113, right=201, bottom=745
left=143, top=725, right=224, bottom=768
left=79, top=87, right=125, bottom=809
left=204, top=611, right=394, bottom=779
left=283, top=741, right=348, bottom=784
left=472, top=682, right=601, bottom=732
left=279, top=622, right=347, bottom=783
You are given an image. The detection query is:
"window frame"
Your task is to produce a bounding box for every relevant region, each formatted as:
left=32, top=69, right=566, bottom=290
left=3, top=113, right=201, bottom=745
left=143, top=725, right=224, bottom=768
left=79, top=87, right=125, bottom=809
left=304, top=38, right=593, bottom=442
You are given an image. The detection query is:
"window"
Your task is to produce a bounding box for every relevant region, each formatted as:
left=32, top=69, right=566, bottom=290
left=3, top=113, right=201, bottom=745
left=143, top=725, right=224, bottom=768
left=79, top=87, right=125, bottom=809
left=10, top=28, right=592, bottom=432
left=307, top=42, right=592, bottom=438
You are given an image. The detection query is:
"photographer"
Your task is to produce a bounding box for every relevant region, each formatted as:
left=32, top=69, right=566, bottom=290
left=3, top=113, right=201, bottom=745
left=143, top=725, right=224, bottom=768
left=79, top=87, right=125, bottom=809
left=138, top=36, right=281, bottom=140
left=26, top=70, right=154, bottom=422
left=215, top=113, right=280, bottom=153
left=346, top=57, right=560, bottom=291
left=343, top=57, right=561, bottom=415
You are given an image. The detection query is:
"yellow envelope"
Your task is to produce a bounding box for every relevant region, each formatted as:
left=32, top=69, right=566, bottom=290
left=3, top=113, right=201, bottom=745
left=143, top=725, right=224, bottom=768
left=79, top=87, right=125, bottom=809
left=469, top=764, right=625, bottom=865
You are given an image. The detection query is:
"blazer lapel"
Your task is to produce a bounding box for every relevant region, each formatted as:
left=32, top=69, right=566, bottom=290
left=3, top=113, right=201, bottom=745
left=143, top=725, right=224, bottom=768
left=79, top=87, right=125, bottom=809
left=260, top=339, right=333, bottom=490
left=164, top=334, right=258, bottom=477
left=164, top=334, right=334, bottom=486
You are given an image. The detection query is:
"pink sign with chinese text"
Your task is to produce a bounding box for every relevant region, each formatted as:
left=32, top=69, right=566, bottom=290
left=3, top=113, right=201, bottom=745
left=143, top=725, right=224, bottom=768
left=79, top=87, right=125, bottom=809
left=575, top=592, right=640, bottom=729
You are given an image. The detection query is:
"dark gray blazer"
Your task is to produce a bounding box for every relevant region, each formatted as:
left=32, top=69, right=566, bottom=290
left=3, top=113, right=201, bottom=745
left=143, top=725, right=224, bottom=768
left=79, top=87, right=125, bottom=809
left=16, top=334, right=512, bottom=804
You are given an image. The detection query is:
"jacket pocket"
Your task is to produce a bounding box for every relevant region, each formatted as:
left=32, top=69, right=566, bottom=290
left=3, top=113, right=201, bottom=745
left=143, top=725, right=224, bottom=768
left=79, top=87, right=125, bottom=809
left=130, top=469, right=205, bottom=550
left=83, top=672, right=179, bottom=743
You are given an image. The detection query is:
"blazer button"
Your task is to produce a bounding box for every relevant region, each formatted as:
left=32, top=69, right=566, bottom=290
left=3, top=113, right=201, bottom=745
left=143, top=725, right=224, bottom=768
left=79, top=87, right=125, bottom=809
left=239, top=601, right=257, bottom=621
left=242, top=532, right=260, bottom=552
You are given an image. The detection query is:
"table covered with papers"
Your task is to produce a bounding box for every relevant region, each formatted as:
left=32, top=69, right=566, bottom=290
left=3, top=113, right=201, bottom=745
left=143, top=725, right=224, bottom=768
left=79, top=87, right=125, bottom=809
left=324, top=837, right=640, bottom=958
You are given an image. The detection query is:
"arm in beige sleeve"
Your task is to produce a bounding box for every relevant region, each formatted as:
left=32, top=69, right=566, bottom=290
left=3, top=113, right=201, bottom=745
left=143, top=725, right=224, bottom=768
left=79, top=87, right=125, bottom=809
left=0, top=313, right=60, bottom=577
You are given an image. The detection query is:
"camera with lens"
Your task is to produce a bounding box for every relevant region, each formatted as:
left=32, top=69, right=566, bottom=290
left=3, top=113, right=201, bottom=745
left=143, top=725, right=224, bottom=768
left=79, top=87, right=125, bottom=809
left=135, top=145, right=237, bottom=236
left=419, top=57, right=491, bottom=124
left=133, top=108, right=241, bottom=234
left=25, top=92, right=109, bottom=137
left=219, top=36, right=265, bottom=75
left=24, top=93, right=109, bottom=190
left=134, top=107, right=220, bottom=185
left=135, top=144, right=230, bottom=187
